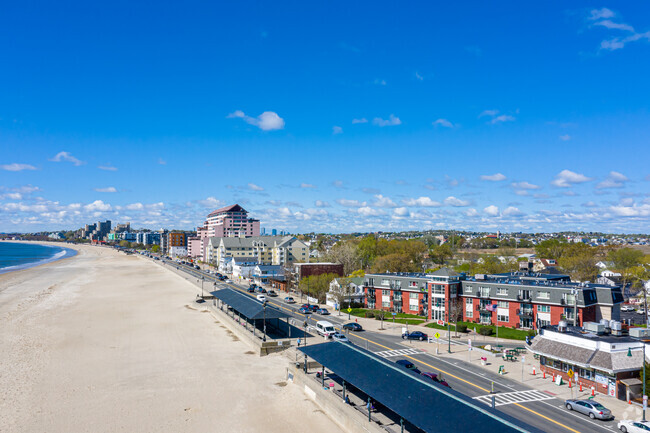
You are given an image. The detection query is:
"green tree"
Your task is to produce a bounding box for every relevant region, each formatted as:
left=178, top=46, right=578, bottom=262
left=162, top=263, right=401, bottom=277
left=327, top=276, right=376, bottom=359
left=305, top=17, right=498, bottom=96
left=151, top=245, right=160, bottom=253
left=371, top=253, right=420, bottom=273
left=119, top=240, right=131, bottom=248
left=557, top=243, right=601, bottom=282
left=608, top=248, right=646, bottom=292
left=430, top=243, right=454, bottom=265
left=535, top=239, right=567, bottom=260
left=357, top=235, right=378, bottom=269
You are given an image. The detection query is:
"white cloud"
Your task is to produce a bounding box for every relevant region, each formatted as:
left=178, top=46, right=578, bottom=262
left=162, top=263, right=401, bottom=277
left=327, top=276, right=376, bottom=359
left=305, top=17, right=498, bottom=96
left=594, top=20, right=635, bottom=32
left=198, top=197, right=224, bottom=208
left=50, top=151, right=84, bottom=166
left=415, top=71, right=424, bottom=81
left=401, top=197, right=441, bottom=207
left=589, top=8, right=615, bottom=20
left=479, top=109, right=515, bottom=124
left=0, top=192, right=22, bottom=200
left=432, top=118, right=454, bottom=128
left=393, top=207, right=409, bottom=216
left=94, top=187, right=117, bottom=193
left=84, top=200, right=111, bottom=211
left=559, top=134, right=571, bottom=141
left=126, top=202, right=144, bottom=210
left=158, top=158, right=166, bottom=165
left=479, top=109, right=499, bottom=118
left=352, top=118, right=368, bottom=124
left=357, top=206, right=385, bottom=216
left=597, top=171, right=628, bottom=189
left=372, top=194, right=397, bottom=208
left=98, top=165, right=118, bottom=171
left=247, top=183, right=265, bottom=191
left=490, top=114, right=515, bottom=124
left=503, top=206, right=524, bottom=216
left=480, top=173, right=506, bottom=182
left=484, top=205, right=499, bottom=216
left=511, top=181, right=540, bottom=190
left=444, top=196, right=470, bottom=207
left=610, top=203, right=650, bottom=217
left=1, top=163, right=37, bottom=171
left=372, top=114, right=401, bottom=127
left=374, top=79, right=387, bottom=86
left=586, top=8, right=650, bottom=51
left=15, top=185, right=39, bottom=193
left=465, top=208, right=479, bottom=217
left=315, top=200, right=330, bottom=208
left=333, top=180, right=344, bottom=188
left=300, top=183, right=316, bottom=189
left=551, top=170, right=593, bottom=187
left=336, top=199, right=366, bottom=207
left=227, top=110, right=285, bottom=131
left=332, top=126, right=343, bottom=134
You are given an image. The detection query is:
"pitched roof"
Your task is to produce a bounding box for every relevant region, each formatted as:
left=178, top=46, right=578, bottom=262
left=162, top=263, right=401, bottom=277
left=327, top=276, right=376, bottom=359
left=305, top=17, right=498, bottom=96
left=430, top=267, right=459, bottom=277
left=207, top=204, right=247, bottom=217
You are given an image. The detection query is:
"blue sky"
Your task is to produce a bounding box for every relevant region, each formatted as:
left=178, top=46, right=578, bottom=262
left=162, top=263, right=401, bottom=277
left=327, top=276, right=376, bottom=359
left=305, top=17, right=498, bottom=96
left=1, top=2, right=649, bottom=234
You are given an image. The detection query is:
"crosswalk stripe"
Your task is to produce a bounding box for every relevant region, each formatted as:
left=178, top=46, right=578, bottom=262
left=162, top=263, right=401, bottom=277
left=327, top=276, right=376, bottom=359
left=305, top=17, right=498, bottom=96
left=473, top=390, right=554, bottom=407
left=374, top=348, right=424, bottom=358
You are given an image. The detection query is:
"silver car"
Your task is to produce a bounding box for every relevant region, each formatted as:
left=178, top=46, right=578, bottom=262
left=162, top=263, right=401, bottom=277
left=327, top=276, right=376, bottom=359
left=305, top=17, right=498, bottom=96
left=565, top=399, right=613, bottom=420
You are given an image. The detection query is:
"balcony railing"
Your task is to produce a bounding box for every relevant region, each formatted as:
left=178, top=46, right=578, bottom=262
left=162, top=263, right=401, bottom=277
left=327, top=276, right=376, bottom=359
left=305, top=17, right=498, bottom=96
left=517, top=308, right=534, bottom=318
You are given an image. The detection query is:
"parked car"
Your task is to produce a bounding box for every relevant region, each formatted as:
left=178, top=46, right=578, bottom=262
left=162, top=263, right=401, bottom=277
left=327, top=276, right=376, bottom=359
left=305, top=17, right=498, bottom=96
left=402, top=331, right=428, bottom=341
left=564, top=399, right=613, bottom=420
left=637, top=309, right=646, bottom=315
left=267, top=290, right=278, bottom=297
left=256, top=287, right=267, bottom=294
left=247, top=287, right=255, bottom=293
left=284, top=296, right=296, bottom=304
left=420, top=372, right=450, bottom=388
left=309, top=305, right=319, bottom=312
left=316, top=308, right=330, bottom=315
left=395, top=359, right=421, bottom=375
left=332, top=332, right=349, bottom=343
left=342, top=323, right=363, bottom=332
left=256, top=295, right=266, bottom=303
left=618, top=420, right=650, bottom=432
left=299, top=307, right=311, bottom=314
left=621, top=305, right=635, bottom=312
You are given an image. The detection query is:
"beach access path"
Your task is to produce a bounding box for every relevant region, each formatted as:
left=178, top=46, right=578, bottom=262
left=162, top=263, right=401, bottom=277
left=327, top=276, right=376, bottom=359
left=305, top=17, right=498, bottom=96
left=0, top=243, right=343, bottom=433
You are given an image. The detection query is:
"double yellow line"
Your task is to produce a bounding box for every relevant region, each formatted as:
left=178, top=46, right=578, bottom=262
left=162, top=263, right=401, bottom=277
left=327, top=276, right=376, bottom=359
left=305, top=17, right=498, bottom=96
left=221, top=278, right=580, bottom=433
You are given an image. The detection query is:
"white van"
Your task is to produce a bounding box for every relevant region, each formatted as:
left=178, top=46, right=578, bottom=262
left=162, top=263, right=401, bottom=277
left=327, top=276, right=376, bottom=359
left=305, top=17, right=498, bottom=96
left=315, top=321, right=336, bottom=338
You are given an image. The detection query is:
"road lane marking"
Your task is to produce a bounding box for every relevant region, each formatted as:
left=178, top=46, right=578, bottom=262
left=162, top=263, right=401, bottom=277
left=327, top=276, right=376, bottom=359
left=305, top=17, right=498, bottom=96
left=375, top=348, right=425, bottom=358
left=474, top=390, right=555, bottom=407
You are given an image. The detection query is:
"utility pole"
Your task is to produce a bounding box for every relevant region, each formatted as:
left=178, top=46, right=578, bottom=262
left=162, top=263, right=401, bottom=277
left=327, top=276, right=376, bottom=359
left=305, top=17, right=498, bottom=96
left=447, top=297, right=451, bottom=353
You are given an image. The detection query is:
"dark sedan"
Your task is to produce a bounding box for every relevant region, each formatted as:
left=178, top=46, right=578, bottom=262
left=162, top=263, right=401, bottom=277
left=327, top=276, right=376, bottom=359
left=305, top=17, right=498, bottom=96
left=299, top=307, right=312, bottom=314
left=342, top=323, right=363, bottom=332
left=402, top=331, right=428, bottom=341
left=421, top=372, right=450, bottom=388
left=395, top=359, right=421, bottom=375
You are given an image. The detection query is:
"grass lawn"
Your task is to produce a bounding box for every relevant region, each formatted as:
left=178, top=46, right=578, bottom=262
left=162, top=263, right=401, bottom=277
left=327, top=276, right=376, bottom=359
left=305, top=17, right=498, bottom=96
left=426, top=321, right=533, bottom=341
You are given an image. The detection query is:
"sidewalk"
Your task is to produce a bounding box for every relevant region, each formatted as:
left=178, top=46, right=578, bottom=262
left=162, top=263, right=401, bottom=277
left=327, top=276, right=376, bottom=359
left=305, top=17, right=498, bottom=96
left=401, top=332, right=644, bottom=423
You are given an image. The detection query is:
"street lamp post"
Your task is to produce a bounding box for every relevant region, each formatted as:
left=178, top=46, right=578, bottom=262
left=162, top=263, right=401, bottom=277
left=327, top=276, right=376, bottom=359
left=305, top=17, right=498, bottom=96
left=201, top=276, right=204, bottom=298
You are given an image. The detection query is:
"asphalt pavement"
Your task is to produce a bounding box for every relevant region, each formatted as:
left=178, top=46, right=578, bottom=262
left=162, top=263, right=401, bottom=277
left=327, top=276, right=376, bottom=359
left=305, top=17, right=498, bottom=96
left=157, top=257, right=622, bottom=433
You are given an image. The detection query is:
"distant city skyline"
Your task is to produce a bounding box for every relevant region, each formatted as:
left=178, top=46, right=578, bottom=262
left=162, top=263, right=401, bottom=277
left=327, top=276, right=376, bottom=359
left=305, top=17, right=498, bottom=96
left=1, top=2, right=649, bottom=233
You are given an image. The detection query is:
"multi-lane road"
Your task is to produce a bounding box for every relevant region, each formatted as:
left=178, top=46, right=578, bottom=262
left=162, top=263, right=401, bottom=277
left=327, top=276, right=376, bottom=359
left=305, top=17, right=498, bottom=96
left=157, top=256, right=622, bottom=433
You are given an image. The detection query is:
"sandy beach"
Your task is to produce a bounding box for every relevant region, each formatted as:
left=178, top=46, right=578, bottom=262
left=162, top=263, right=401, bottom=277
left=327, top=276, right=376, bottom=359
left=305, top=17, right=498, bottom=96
left=0, top=243, right=342, bottom=433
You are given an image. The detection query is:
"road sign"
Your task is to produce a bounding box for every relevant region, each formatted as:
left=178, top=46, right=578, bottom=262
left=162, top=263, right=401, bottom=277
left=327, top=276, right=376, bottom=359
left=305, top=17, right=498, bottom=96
left=436, top=320, right=444, bottom=326
left=392, top=312, right=397, bottom=316
left=347, top=308, right=352, bottom=313
left=434, top=332, right=441, bottom=339
left=567, top=369, right=574, bottom=378
left=644, top=395, right=648, bottom=411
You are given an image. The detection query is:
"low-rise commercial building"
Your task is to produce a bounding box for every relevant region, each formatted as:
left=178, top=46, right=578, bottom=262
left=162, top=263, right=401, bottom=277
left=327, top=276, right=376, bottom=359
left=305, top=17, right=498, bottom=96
left=528, top=324, right=646, bottom=401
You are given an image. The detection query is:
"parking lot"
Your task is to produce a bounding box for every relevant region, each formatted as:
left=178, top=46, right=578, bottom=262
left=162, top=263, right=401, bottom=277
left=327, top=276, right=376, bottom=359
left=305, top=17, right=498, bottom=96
left=621, top=307, right=648, bottom=326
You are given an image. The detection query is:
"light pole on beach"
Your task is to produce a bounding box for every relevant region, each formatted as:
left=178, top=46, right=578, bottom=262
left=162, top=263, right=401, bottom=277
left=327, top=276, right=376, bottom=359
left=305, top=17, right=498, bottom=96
left=262, top=300, right=267, bottom=342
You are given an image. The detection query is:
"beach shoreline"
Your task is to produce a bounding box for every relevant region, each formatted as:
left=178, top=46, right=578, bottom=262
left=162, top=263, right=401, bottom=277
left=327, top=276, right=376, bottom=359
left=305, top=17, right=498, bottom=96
left=0, top=240, right=80, bottom=277
left=0, top=243, right=342, bottom=433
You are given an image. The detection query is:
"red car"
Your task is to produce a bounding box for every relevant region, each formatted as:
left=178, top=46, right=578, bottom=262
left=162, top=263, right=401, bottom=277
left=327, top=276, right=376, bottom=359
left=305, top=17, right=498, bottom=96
left=420, top=372, right=450, bottom=388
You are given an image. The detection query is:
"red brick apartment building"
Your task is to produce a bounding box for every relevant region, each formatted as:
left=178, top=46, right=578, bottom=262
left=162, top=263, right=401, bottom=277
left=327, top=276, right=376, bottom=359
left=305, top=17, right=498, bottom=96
left=363, top=267, right=623, bottom=329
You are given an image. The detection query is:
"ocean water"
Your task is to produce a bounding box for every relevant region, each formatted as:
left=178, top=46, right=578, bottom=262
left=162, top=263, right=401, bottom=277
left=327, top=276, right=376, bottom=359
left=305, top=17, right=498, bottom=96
left=0, top=242, right=77, bottom=274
